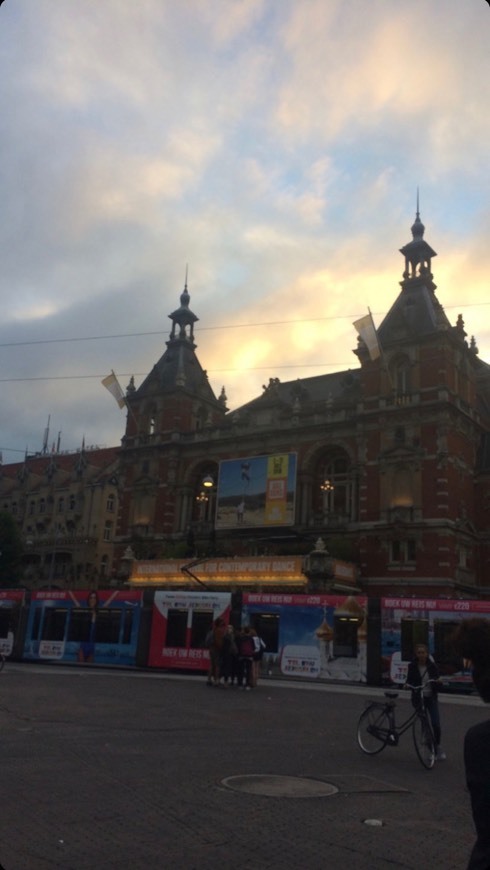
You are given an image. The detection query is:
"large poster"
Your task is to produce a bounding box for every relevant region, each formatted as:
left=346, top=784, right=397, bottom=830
left=215, top=453, right=297, bottom=529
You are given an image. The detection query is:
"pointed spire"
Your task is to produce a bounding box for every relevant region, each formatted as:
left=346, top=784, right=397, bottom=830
left=169, top=271, right=199, bottom=344
left=411, top=188, right=425, bottom=240
left=400, top=197, right=436, bottom=287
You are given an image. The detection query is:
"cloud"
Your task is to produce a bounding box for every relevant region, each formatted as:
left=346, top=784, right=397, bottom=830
left=0, top=0, right=488, bottom=461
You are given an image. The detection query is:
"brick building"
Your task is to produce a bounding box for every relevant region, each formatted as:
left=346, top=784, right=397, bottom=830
left=2, top=209, right=490, bottom=597
left=0, top=446, right=120, bottom=587
left=116, top=209, right=490, bottom=597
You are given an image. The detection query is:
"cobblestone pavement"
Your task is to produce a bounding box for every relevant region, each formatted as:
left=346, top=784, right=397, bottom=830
left=0, top=666, right=485, bottom=870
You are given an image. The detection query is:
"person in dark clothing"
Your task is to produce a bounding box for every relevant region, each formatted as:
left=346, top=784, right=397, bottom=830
left=236, top=626, right=255, bottom=690
left=453, top=619, right=490, bottom=870
left=406, top=643, right=445, bottom=760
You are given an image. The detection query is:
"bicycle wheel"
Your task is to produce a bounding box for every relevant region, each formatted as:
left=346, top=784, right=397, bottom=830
left=357, top=704, right=391, bottom=754
left=413, top=714, right=435, bottom=769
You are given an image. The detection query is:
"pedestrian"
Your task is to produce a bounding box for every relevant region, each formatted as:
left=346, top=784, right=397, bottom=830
left=205, top=617, right=226, bottom=686
left=251, top=627, right=266, bottom=687
left=406, top=643, right=446, bottom=760
left=236, top=625, right=255, bottom=690
left=453, top=618, right=490, bottom=870
left=220, top=624, right=238, bottom=686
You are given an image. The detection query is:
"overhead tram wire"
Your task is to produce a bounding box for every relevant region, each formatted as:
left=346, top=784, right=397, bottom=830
left=0, top=301, right=488, bottom=350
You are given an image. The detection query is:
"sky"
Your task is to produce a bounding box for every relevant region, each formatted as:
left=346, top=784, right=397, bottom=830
left=0, top=0, right=489, bottom=463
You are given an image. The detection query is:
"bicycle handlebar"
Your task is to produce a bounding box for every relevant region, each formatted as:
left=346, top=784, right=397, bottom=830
left=404, top=679, right=439, bottom=690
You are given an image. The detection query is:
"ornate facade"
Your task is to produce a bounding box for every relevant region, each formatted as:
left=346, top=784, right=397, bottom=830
left=115, top=211, right=490, bottom=597
left=0, top=446, right=120, bottom=587
left=2, top=210, right=490, bottom=597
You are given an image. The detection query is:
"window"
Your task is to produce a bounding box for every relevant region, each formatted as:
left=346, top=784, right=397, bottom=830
left=103, top=521, right=112, bottom=542
left=434, top=620, right=462, bottom=672
left=69, top=494, right=76, bottom=511
left=29, top=500, right=35, bottom=515
left=40, top=608, right=68, bottom=641
left=319, top=452, right=353, bottom=519
left=390, top=539, right=416, bottom=563
left=106, top=493, right=115, bottom=512
left=333, top=616, right=360, bottom=658
left=166, top=609, right=188, bottom=648
left=39, top=498, right=46, bottom=514
left=190, top=610, right=214, bottom=648
left=401, top=619, right=428, bottom=661
left=249, top=613, right=279, bottom=654
left=11, top=501, right=17, bottom=516
left=57, top=497, right=65, bottom=513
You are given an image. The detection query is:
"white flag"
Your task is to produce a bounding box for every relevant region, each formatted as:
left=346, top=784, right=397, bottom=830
left=101, top=371, right=126, bottom=409
left=353, top=310, right=381, bottom=361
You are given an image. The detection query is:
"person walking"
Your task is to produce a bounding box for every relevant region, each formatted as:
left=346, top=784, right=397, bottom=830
left=406, top=643, right=445, bottom=760
left=453, top=619, right=490, bottom=870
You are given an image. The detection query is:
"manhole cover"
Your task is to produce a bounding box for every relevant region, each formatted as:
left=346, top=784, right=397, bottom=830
left=221, top=775, right=338, bottom=798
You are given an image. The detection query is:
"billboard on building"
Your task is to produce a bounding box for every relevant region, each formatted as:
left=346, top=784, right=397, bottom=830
left=215, top=453, right=297, bottom=529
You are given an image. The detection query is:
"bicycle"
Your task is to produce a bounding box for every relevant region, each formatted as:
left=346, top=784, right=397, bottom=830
left=357, top=681, right=437, bottom=770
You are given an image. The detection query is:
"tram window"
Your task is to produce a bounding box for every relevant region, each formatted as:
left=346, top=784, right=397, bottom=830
left=191, top=610, right=214, bottom=648
left=166, top=609, right=187, bottom=648
left=0, top=609, right=11, bottom=637
left=121, top=610, right=133, bottom=645
left=333, top=616, right=359, bottom=657
left=249, top=613, right=279, bottom=653
left=95, top=610, right=123, bottom=644
left=68, top=610, right=93, bottom=642
left=401, top=619, right=428, bottom=660
left=434, top=620, right=462, bottom=671
left=32, top=608, right=42, bottom=640
left=41, top=608, right=68, bottom=641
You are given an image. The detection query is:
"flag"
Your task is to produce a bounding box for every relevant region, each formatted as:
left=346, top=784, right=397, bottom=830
left=101, top=371, right=126, bottom=409
left=353, top=310, right=381, bottom=361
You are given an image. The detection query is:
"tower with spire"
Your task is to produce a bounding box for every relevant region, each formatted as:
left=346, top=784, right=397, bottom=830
left=118, top=275, right=227, bottom=548
left=352, top=199, right=489, bottom=596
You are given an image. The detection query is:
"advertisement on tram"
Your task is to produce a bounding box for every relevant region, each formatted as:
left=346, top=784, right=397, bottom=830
left=23, top=589, right=144, bottom=666
left=147, top=590, right=231, bottom=670
left=381, top=597, right=490, bottom=688
left=0, top=589, right=25, bottom=659
left=243, top=593, right=368, bottom=683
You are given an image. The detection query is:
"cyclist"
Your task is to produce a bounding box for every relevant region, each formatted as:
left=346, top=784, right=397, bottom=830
left=406, top=643, right=445, bottom=761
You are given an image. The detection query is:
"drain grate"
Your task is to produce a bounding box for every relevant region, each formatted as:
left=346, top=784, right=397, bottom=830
left=221, top=774, right=339, bottom=798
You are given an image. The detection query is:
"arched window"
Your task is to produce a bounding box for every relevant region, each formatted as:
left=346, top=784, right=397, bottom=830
left=317, top=451, right=354, bottom=520
left=391, top=355, right=411, bottom=404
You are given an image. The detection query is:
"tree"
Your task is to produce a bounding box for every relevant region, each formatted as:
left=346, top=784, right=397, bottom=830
left=0, top=511, right=23, bottom=587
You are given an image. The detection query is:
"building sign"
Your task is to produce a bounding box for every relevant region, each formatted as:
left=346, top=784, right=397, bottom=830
left=131, top=556, right=305, bottom=587
left=214, top=453, right=297, bottom=529
left=130, top=556, right=357, bottom=589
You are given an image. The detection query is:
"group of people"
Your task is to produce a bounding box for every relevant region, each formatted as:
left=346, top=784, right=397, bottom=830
left=206, top=619, right=265, bottom=690
left=406, top=623, right=490, bottom=870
